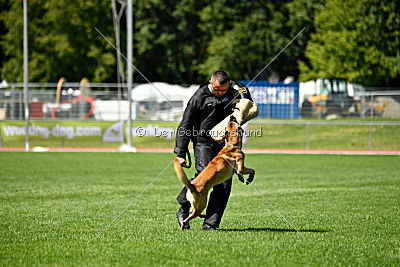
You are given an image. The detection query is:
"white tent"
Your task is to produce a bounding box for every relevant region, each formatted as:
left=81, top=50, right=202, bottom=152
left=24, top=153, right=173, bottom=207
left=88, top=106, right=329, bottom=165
left=131, top=82, right=198, bottom=104
left=94, top=82, right=199, bottom=121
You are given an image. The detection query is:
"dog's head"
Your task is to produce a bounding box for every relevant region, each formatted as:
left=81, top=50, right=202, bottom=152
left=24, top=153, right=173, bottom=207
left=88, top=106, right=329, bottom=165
left=229, top=115, right=238, bottom=124
left=225, top=117, right=243, bottom=148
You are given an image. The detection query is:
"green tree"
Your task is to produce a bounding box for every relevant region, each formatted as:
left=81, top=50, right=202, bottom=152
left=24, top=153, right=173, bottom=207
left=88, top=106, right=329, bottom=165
left=299, top=0, right=400, bottom=86
left=272, top=0, right=324, bottom=79
left=0, top=0, right=10, bottom=79
left=198, top=0, right=323, bottom=82
left=199, top=10, right=268, bottom=81
left=132, top=0, right=207, bottom=83
left=1, top=0, right=115, bottom=83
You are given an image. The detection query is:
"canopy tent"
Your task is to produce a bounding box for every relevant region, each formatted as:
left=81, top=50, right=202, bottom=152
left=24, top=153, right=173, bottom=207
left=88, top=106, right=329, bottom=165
left=131, top=82, right=198, bottom=104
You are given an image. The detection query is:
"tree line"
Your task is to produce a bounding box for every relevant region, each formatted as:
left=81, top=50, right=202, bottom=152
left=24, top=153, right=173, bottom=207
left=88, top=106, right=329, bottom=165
left=0, top=0, right=399, bottom=87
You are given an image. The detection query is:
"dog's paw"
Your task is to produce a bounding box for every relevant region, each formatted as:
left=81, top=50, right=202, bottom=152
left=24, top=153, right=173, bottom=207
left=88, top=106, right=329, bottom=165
left=246, top=173, right=255, bottom=185
left=238, top=173, right=245, bottom=183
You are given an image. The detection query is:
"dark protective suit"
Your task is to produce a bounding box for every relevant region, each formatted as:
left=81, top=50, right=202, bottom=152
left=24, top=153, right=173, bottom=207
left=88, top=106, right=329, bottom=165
left=174, top=81, right=253, bottom=228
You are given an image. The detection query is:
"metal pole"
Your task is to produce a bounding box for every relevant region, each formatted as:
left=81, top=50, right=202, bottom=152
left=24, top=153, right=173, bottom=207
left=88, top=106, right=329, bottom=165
left=19, top=91, right=22, bottom=120
left=306, top=122, right=310, bottom=150
left=111, top=0, right=124, bottom=122
left=126, top=0, right=133, bottom=148
left=11, top=84, right=15, bottom=120
left=23, top=0, right=29, bottom=151
left=361, top=93, right=365, bottom=118
left=290, top=89, right=294, bottom=119
left=369, top=122, right=373, bottom=151
left=68, top=92, right=72, bottom=119
left=370, top=94, right=374, bottom=119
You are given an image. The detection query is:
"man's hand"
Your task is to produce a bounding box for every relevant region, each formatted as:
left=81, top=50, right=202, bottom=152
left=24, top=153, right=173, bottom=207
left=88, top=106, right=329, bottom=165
left=177, top=157, right=186, bottom=165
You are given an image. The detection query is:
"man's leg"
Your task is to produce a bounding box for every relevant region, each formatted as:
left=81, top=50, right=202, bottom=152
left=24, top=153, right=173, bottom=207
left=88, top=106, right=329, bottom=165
left=202, top=178, right=232, bottom=230
left=202, top=143, right=231, bottom=230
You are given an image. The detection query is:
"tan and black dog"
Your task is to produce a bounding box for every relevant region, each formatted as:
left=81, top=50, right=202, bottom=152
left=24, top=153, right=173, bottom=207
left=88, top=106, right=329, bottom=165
left=174, top=117, right=255, bottom=231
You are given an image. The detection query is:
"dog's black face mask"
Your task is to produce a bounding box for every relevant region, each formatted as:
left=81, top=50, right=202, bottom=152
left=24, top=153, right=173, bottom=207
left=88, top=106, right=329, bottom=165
left=229, top=115, right=238, bottom=123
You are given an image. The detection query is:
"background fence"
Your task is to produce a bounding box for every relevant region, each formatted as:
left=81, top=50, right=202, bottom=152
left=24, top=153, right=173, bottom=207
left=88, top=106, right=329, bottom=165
left=0, top=81, right=400, bottom=121
left=1, top=82, right=399, bottom=121
left=0, top=82, right=399, bottom=150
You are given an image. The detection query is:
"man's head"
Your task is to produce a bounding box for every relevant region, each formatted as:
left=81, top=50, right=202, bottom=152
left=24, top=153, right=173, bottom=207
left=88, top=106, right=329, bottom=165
left=209, top=70, right=230, bottom=97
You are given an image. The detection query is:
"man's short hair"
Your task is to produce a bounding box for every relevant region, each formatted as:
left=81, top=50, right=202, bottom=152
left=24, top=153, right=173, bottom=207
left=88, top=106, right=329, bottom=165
left=212, top=70, right=230, bottom=85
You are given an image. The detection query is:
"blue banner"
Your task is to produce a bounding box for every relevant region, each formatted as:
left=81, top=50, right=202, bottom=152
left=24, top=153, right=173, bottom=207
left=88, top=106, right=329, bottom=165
left=242, top=81, right=299, bottom=119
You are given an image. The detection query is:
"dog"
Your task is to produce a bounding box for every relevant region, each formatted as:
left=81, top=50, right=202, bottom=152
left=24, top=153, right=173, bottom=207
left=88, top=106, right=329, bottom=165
left=173, top=116, right=255, bottom=230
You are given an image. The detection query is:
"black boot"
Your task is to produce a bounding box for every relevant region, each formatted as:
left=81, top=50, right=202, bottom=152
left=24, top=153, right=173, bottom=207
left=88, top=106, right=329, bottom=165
left=202, top=223, right=217, bottom=231
left=176, top=206, right=190, bottom=229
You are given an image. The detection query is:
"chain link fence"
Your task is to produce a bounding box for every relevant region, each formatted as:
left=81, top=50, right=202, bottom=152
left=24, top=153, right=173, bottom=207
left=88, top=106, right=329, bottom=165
left=0, top=82, right=399, bottom=150
left=1, top=82, right=399, bottom=121
left=0, top=82, right=186, bottom=121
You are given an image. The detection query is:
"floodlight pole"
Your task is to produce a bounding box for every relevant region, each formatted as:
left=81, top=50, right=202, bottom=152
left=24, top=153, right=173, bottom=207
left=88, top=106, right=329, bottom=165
left=111, top=0, right=126, bottom=123
left=126, top=0, right=133, bottom=148
left=23, top=0, right=30, bottom=152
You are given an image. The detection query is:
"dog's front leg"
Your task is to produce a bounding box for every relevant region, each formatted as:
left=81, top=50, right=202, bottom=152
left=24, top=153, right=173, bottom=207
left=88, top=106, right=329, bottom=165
left=235, top=153, right=255, bottom=184
left=242, top=166, right=255, bottom=184
left=222, top=154, right=237, bottom=164
left=233, top=153, right=246, bottom=183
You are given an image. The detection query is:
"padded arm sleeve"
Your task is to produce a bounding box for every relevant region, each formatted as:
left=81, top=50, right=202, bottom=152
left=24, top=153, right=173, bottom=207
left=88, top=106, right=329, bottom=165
left=210, top=83, right=259, bottom=143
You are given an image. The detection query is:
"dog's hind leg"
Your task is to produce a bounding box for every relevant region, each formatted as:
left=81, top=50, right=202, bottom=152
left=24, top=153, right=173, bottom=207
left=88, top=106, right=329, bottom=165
left=180, top=196, right=208, bottom=230
left=180, top=210, right=198, bottom=231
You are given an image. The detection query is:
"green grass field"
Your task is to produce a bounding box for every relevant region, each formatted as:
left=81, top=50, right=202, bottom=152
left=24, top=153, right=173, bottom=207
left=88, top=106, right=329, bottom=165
left=1, top=152, right=399, bottom=265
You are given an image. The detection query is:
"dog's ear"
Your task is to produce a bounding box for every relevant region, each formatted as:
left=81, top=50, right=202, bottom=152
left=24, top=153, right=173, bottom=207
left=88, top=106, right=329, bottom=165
left=230, top=115, right=237, bottom=123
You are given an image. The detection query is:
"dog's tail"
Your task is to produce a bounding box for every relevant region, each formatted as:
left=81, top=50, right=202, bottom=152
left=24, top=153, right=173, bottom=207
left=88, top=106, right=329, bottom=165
left=174, top=157, right=197, bottom=193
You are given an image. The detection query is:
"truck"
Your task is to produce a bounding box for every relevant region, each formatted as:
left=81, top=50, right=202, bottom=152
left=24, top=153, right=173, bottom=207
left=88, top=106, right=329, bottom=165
left=300, top=78, right=387, bottom=118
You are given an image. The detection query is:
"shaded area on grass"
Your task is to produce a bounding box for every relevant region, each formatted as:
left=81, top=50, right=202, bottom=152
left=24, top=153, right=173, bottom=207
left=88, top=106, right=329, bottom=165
left=220, top=227, right=329, bottom=233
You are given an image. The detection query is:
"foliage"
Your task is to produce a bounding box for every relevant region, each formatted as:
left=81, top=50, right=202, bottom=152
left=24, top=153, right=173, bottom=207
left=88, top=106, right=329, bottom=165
left=0, top=0, right=115, bottom=83
left=0, top=0, right=399, bottom=86
left=299, top=0, right=400, bottom=86
left=132, top=0, right=207, bottom=83
left=198, top=0, right=323, bottom=81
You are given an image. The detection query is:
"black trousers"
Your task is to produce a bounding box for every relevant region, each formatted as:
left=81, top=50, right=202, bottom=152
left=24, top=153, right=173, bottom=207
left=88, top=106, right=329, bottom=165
left=176, top=142, right=232, bottom=228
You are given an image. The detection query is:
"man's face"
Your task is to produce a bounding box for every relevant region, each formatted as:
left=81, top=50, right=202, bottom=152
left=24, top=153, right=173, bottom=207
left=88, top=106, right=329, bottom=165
left=209, top=79, right=229, bottom=98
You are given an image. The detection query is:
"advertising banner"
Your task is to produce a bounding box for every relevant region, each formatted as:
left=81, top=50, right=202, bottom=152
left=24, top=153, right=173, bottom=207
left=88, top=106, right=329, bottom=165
left=0, top=121, right=125, bottom=146
left=242, top=81, right=300, bottom=119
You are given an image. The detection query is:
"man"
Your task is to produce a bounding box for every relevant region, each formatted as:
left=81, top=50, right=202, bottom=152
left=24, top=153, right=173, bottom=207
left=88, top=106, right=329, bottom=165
left=174, top=70, right=254, bottom=230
